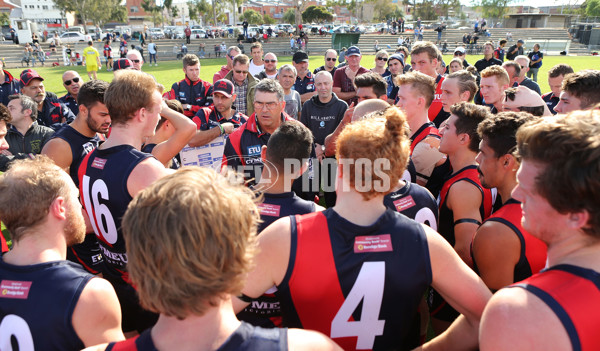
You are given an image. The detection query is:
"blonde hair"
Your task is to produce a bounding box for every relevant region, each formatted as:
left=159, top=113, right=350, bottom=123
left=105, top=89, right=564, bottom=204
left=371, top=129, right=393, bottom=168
left=105, top=70, right=158, bottom=125
left=395, top=71, right=435, bottom=106
left=481, top=65, right=510, bottom=86
left=122, top=167, right=260, bottom=319
left=336, top=106, right=410, bottom=200
left=0, top=156, right=70, bottom=242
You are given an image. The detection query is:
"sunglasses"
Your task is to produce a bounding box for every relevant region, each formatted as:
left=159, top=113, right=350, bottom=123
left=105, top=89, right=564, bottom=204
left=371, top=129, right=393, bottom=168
left=377, top=57, right=388, bottom=61
left=63, top=77, right=80, bottom=86
left=131, top=59, right=141, bottom=63
left=264, top=59, right=277, bottom=63
left=234, top=70, right=248, bottom=74
left=228, top=54, right=235, bottom=60
left=326, top=57, right=337, bottom=61
left=454, top=52, right=464, bottom=56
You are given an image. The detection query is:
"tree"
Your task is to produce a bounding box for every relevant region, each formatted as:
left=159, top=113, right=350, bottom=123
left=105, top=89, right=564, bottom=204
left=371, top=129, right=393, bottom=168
left=472, top=0, right=516, bottom=23
left=302, top=5, right=334, bottom=23
left=241, top=9, right=263, bottom=24
left=230, top=0, right=243, bottom=25
left=0, top=12, right=9, bottom=26
left=263, top=14, right=276, bottom=24
left=374, top=0, right=403, bottom=21
left=587, top=0, right=600, bottom=16
left=142, top=0, right=163, bottom=27
left=283, top=8, right=296, bottom=24
left=188, top=0, right=213, bottom=25
left=54, top=0, right=128, bottom=31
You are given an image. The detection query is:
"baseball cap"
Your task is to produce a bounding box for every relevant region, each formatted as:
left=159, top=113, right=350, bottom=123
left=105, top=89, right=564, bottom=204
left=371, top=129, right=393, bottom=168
left=346, top=46, right=361, bottom=56
left=293, top=51, right=309, bottom=64
left=113, top=58, right=133, bottom=71
left=20, top=69, right=43, bottom=87
left=213, top=79, right=234, bottom=98
left=454, top=46, right=466, bottom=54
left=517, top=39, right=525, bottom=44
left=388, top=54, right=404, bottom=67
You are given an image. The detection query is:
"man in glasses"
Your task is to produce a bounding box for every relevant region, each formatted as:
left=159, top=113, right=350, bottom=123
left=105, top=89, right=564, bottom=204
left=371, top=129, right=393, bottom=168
left=254, top=52, right=278, bottom=80
left=313, top=49, right=338, bottom=77
left=222, top=79, right=294, bottom=183
left=126, top=49, right=144, bottom=71
left=503, top=86, right=552, bottom=116
left=19, top=69, right=75, bottom=129
left=224, top=54, right=258, bottom=116
left=42, top=80, right=111, bottom=276
left=60, top=71, right=82, bottom=116
left=164, top=54, right=213, bottom=118
left=213, top=46, right=241, bottom=83
left=513, top=55, right=541, bottom=95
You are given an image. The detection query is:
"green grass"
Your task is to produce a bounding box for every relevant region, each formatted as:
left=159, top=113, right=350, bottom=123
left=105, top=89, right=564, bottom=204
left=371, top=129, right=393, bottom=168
left=9, top=54, right=600, bottom=97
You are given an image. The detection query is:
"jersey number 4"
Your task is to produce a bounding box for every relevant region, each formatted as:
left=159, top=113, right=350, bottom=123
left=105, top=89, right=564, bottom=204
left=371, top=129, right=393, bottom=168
left=82, top=175, right=118, bottom=245
left=331, top=261, right=385, bottom=350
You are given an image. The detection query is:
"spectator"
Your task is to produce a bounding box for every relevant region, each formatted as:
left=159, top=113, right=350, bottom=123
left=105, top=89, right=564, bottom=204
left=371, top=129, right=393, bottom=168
left=248, top=42, right=265, bottom=77
left=147, top=38, right=158, bottom=66
left=333, top=46, right=369, bottom=106
left=506, top=39, right=524, bottom=61
left=475, top=42, right=502, bottom=73
left=224, top=54, right=258, bottom=116
left=164, top=54, right=213, bottom=117
left=184, top=24, right=191, bottom=44
left=542, top=63, right=574, bottom=114
left=338, top=47, right=347, bottom=63
left=20, top=70, right=75, bottom=128
left=435, top=21, right=446, bottom=44
left=314, top=49, right=338, bottom=76
left=371, top=50, right=390, bottom=77
left=198, top=42, right=205, bottom=58
left=213, top=46, right=241, bottom=83
left=126, top=49, right=144, bottom=71
left=494, top=39, right=507, bottom=62
left=0, top=59, right=20, bottom=106
left=242, top=19, right=249, bottom=38
left=59, top=71, right=82, bottom=116
left=292, top=51, right=316, bottom=104
left=278, top=64, right=302, bottom=119
left=103, top=40, right=113, bottom=71
left=514, top=55, right=541, bottom=95
left=448, top=58, right=463, bottom=73
left=255, top=52, right=278, bottom=80
left=526, top=43, right=543, bottom=82
left=385, top=53, right=404, bottom=104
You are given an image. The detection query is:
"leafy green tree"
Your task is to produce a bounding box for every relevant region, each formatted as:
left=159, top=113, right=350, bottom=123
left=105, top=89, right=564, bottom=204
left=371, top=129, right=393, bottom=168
left=263, top=14, right=276, bottom=25
left=374, top=0, right=403, bottom=21
left=302, top=5, right=334, bottom=23
left=0, top=12, right=9, bottom=26
left=473, top=0, right=516, bottom=23
left=283, top=9, right=296, bottom=24
left=241, top=9, right=263, bottom=24
left=188, top=0, right=213, bottom=25
left=54, top=0, right=127, bottom=32
left=587, top=0, right=600, bottom=16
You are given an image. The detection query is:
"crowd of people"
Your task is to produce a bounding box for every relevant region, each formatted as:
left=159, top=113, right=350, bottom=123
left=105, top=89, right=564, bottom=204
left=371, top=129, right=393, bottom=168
left=0, top=36, right=600, bottom=351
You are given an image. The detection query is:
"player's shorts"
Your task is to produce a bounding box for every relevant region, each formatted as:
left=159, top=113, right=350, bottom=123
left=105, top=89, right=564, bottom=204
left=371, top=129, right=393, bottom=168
left=106, top=276, right=159, bottom=333
left=428, top=287, right=460, bottom=322
left=86, top=64, right=98, bottom=72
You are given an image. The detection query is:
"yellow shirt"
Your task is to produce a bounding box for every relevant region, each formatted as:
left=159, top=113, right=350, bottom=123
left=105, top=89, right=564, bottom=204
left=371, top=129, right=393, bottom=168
left=82, top=46, right=99, bottom=66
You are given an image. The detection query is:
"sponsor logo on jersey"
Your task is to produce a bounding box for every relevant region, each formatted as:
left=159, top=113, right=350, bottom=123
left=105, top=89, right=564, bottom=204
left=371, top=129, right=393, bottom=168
left=393, top=195, right=416, bottom=212
left=354, top=234, right=393, bottom=253
left=258, top=203, right=281, bottom=217
left=91, top=157, right=107, bottom=170
left=247, top=145, right=261, bottom=156
left=0, top=280, right=32, bottom=299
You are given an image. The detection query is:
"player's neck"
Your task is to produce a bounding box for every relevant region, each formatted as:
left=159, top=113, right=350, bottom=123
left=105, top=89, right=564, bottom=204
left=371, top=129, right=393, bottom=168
left=3, top=228, right=67, bottom=265
left=257, top=167, right=293, bottom=194
left=151, top=300, right=241, bottom=351
left=448, top=150, right=477, bottom=173
left=334, top=186, right=387, bottom=227
left=407, top=112, right=430, bottom=137
left=253, top=58, right=263, bottom=65
left=100, top=126, right=143, bottom=150
left=220, top=107, right=234, bottom=120
left=498, top=175, right=518, bottom=205
left=71, top=115, right=96, bottom=138
left=546, top=233, right=600, bottom=271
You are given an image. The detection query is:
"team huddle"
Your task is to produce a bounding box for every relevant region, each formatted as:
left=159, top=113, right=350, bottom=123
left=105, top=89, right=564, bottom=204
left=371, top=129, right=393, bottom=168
left=0, top=38, right=599, bottom=351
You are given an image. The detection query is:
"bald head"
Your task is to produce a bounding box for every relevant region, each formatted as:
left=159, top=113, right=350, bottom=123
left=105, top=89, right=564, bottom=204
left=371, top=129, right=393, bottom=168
left=352, top=99, right=390, bottom=121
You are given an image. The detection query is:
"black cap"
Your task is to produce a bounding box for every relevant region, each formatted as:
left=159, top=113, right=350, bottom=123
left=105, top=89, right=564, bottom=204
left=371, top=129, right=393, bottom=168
left=293, top=51, right=309, bottom=64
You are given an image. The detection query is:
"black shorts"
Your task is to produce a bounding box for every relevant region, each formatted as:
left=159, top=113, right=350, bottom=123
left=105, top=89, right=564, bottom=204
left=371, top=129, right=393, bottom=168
left=106, top=276, right=159, bottom=333
left=66, top=234, right=105, bottom=275
left=428, top=287, right=460, bottom=322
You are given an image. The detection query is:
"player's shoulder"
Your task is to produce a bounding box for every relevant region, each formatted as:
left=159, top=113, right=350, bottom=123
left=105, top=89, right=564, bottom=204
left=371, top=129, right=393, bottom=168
left=287, top=328, right=343, bottom=351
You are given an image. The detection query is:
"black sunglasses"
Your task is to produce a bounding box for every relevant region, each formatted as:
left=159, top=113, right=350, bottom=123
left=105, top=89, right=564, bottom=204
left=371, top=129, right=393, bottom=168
left=326, top=57, right=336, bottom=61
left=63, top=77, right=80, bottom=86
left=264, top=59, right=277, bottom=63
left=131, top=59, right=141, bottom=63
left=377, top=57, right=388, bottom=61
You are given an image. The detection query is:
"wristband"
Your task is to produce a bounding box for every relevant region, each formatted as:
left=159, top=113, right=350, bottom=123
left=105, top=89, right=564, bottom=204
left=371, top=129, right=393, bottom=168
left=218, top=124, right=225, bottom=135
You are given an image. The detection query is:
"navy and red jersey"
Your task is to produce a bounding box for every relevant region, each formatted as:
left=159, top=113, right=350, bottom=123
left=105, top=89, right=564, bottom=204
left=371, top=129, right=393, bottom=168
left=384, top=181, right=439, bottom=231
left=542, top=91, right=560, bottom=115
left=0, top=256, right=93, bottom=351
left=192, top=105, right=248, bottom=131
left=511, top=264, right=600, bottom=351
left=438, top=165, right=494, bottom=247
left=141, top=143, right=180, bottom=170
left=276, top=208, right=432, bottom=351
left=105, top=322, right=288, bottom=351
left=257, top=192, right=317, bottom=233
left=410, top=122, right=440, bottom=155
left=78, top=145, right=152, bottom=284
left=103, top=44, right=112, bottom=58
left=473, top=198, right=547, bottom=282
left=293, top=71, right=315, bottom=95
left=38, top=96, right=76, bottom=129
left=428, top=75, right=450, bottom=128
left=222, top=112, right=293, bottom=182
left=0, top=69, right=20, bottom=106
left=164, top=77, right=213, bottom=118
left=59, top=93, right=79, bottom=117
